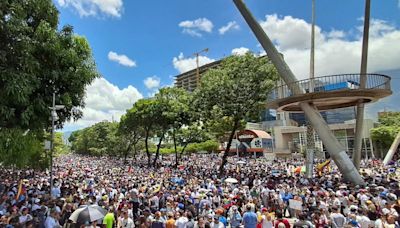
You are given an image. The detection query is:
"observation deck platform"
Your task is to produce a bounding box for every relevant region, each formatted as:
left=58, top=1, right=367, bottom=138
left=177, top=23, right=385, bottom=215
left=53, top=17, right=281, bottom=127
left=267, top=73, right=392, bottom=112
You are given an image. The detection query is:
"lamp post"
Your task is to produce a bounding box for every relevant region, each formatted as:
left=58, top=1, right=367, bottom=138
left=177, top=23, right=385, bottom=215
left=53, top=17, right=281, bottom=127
left=49, top=93, right=64, bottom=196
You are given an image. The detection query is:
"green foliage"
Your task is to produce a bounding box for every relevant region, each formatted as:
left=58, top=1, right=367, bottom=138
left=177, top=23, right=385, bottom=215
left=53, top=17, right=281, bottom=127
left=377, top=112, right=400, bottom=127
left=205, top=117, right=246, bottom=141
left=0, top=129, right=48, bottom=169
left=147, top=140, right=219, bottom=155
left=123, top=98, right=160, bottom=165
left=371, top=112, right=400, bottom=149
left=0, top=0, right=99, bottom=130
left=54, top=132, right=69, bottom=155
left=186, top=140, right=219, bottom=153
left=371, top=126, right=399, bottom=148
left=194, top=53, right=279, bottom=123
left=69, top=121, right=119, bottom=156
left=193, top=53, right=279, bottom=173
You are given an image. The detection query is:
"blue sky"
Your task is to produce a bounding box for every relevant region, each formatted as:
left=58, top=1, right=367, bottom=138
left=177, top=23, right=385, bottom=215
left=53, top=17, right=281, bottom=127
left=56, top=0, right=400, bottom=131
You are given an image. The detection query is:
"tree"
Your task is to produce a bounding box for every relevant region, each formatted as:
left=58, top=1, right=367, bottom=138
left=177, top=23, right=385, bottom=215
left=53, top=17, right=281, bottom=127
left=119, top=113, right=144, bottom=163
left=371, top=112, right=400, bottom=155
left=151, top=87, right=194, bottom=167
left=152, top=87, right=190, bottom=167
left=125, top=98, right=159, bottom=166
left=53, top=132, right=69, bottom=155
left=0, top=0, right=99, bottom=131
left=193, top=53, right=279, bottom=175
left=186, top=140, right=219, bottom=154
left=0, top=129, right=47, bottom=169
left=172, top=123, right=208, bottom=166
left=68, top=121, right=118, bottom=156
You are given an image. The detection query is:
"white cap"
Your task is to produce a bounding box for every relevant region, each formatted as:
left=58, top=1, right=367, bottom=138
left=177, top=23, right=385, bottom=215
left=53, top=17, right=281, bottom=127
left=382, top=208, right=390, bottom=215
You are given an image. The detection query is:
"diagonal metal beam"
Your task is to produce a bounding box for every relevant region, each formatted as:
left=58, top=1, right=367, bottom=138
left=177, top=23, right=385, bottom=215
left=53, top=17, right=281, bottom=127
left=232, top=0, right=364, bottom=185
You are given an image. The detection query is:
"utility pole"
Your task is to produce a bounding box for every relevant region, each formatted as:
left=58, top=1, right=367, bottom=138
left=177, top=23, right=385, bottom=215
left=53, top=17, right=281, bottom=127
left=353, top=0, right=371, bottom=170
left=193, top=48, right=209, bottom=87
left=49, top=93, right=64, bottom=196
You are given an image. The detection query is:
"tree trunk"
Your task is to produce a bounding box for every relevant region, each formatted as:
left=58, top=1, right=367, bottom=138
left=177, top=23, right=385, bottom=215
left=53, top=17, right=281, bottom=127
left=144, top=131, right=151, bottom=167
left=218, top=120, right=239, bottom=177
left=124, top=142, right=132, bottom=164
left=132, top=143, right=137, bottom=161
left=179, top=143, right=189, bottom=159
left=153, top=132, right=165, bottom=167
left=172, top=130, right=178, bottom=168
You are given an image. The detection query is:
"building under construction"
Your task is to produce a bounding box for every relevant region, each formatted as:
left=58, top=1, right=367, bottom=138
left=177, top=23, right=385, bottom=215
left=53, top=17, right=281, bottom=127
left=174, top=60, right=221, bottom=92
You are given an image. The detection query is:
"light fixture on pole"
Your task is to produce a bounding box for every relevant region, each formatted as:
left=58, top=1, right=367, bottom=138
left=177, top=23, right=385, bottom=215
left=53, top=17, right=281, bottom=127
left=49, top=93, right=64, bottom=196
left=193, top=48, right=209, bottom=87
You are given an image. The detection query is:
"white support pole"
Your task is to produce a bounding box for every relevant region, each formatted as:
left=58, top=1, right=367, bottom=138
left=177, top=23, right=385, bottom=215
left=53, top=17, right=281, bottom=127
left=232, top=0, right=364, bottom=185
left=369, top=138, right=375, bottom=159
left=353, top=0, right=371, bottom=169
left=383, top=131, right=400, bottom=165
left=363, top=138, right=368, bottom=161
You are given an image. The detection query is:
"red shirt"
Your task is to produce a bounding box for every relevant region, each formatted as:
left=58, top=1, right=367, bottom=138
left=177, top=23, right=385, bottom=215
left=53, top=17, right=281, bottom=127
left=274, top=219, right=290, bottom=228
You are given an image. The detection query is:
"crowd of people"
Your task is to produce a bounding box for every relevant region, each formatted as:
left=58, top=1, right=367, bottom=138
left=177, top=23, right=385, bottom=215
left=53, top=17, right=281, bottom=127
left=0, top=153, right=399, bottom=228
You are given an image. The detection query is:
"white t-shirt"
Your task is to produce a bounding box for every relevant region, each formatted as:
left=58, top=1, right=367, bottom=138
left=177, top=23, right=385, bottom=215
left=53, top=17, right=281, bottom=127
left=261, top=215, right=274, bottom=228
left=175, top=216, right=189, bottom=228
left=120, top=217, right=135, bottom=228
left=44, top=216, right=60, bottom=228
left=19, top=214, right=33, bottom=224
left=374, top=219, right=383, bottom=228
left=210, top=221, right=224, bottom=228
left=356, top=215, right=371, bottom=228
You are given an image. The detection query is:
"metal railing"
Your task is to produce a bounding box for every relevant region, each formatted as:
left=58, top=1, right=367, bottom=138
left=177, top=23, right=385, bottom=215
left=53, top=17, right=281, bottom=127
left=269, top=73, right=391, bottom=101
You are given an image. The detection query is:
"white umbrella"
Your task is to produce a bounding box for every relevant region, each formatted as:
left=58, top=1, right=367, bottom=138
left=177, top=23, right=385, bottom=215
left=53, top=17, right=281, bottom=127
left=69, top=205, right=107, bottom=224
left=236, top=161, right=246, bottom=165
left=224, top=178, right=238, bottom=184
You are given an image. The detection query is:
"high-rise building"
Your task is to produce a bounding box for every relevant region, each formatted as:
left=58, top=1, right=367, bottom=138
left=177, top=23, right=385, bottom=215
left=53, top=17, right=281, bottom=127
left=174, top=60, right=221, bottom=92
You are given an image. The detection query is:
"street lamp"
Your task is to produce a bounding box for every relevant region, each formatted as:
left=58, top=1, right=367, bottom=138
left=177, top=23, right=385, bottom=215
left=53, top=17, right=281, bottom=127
left=49, top=93, right=64, bottom=196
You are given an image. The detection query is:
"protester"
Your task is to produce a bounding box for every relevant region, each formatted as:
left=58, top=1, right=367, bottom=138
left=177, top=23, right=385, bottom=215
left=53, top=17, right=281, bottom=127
left=243, top=205, right=258, bottom=228
left=0, top=153, right=398, bottom=228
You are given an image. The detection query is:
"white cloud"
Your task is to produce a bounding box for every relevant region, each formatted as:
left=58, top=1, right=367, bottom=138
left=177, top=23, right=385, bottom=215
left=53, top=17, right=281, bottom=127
left=258, top=14, right=400, bottom=80
left=260, top=14, right=324, bottom=51
left=56, top=0, right=123, bottom=17
left=179, top=18, right=214, bottom=37
left=108, top=51, right=136, bottom=67
left=172, top=52, right=215, bottom=74
left=219, top=21, right=240, bottom=35
left=327, top=30, right=345, bottom=39
left=231, top=47, right=250, bottom=56
left=63, top=77, right=143, bottom=131
left=144, top=76, right=161, bottom=90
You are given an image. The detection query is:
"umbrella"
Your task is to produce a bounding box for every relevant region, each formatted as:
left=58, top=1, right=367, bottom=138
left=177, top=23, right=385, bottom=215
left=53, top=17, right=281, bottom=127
left=224, top=178, right=238, bottom=184
left=236, top=161, right=246, bottom=165
left=69, top=205, right=107, bottom=224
